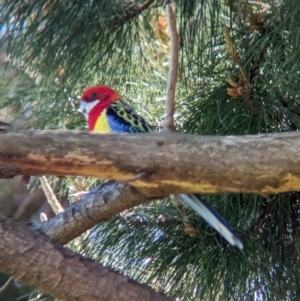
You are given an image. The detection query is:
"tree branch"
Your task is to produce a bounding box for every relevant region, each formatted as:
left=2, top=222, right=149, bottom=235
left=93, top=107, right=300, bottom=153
left=1, top=130, right=300, bottom=194
left=124, top=0, right=155, bottom=23
left=165, top=5, right=179, bottom=131
left=33, top=181, right=153, bottom=245
left=0, top=217, right=172, bottom=301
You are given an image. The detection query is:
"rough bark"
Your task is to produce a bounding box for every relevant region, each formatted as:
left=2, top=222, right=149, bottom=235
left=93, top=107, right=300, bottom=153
left=0, top=217, right=171, bottom=301
left=1, top=130, right=300, bottom=194
left=33, top=181, right=152, bottom=245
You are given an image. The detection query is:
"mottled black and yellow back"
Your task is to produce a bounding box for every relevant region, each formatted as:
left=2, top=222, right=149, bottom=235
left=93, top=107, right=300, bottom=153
left=106, top=100, right=155, bottom=133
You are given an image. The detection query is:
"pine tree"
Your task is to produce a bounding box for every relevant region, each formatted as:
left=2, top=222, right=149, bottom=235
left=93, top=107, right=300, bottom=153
left=1, top=0, right=300, bottom=300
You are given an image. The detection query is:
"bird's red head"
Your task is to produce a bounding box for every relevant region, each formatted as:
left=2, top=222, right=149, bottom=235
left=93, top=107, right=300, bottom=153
left=81, top=86, right=119, bottom=104
left=79, top=85, right=120, bottom=130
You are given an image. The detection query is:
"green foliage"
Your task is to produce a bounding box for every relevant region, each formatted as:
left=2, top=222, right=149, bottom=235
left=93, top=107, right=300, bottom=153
left=1, top=0, right=300, bottom=300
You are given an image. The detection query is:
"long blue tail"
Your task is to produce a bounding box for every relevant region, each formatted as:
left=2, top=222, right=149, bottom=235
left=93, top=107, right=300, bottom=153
left=179, top=194, right=243, bottom=250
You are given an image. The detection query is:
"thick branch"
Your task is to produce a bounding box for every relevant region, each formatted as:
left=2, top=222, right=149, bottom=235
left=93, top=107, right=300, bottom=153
left=33, top=181, right=152, bottom=245
left=1, top=130, right=300, bottom=194
left=0, top=217, right=172, bottom=301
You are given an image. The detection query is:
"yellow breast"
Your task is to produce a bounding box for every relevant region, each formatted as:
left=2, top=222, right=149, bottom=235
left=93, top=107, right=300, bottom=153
left=93, top=109, right=111, bottom=133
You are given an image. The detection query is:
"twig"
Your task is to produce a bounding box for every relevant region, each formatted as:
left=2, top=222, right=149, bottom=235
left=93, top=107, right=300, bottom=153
left=0, top=121, right=10, bottom=127
left=0, top=121, right=9, bottom=134
left=40, top=176, right=64, bottom=215
left=14, top=185, right=46, bottom=220
left=123, top=171, right=148, bottom=184
left=224, top=27, right=260, bottom=115
left=165, top=4, right=179, bottom=132
left=0, top=276, right=13, bottom=295
left=224, top=26, right=248, bottom=82
left=171, top=195, right=199, bottom=237
left=40, top=212, right=48, bottom=222
left=125, top=0, right=155, bottom=21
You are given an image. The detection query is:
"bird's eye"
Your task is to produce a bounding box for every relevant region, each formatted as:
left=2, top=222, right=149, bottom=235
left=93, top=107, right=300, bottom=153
left=90, top=92, right=98, bottom=101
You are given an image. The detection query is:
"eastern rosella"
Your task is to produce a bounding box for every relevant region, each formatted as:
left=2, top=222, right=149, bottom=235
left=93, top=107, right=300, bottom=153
left=79, top=86, right=243, bottom=250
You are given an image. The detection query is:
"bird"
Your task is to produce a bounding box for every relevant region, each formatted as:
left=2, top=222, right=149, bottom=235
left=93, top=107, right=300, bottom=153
left=79, top=85, right=243, bottom=250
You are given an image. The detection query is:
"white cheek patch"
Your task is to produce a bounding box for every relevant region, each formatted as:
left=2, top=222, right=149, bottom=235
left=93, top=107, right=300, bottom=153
left=79, top=100, right=99, bottom=120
